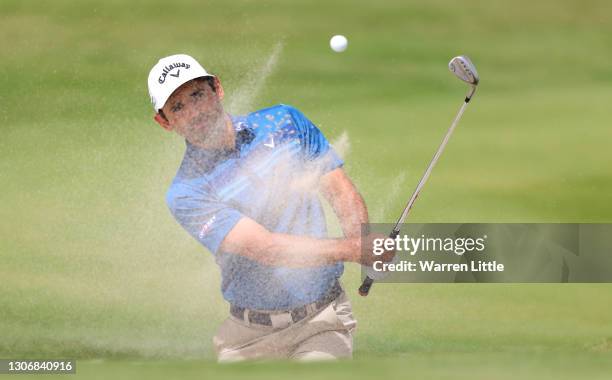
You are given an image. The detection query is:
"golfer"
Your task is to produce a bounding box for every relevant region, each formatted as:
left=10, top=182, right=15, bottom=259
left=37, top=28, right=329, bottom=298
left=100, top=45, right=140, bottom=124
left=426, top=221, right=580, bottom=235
left=147, top=54, right=392, bottom=361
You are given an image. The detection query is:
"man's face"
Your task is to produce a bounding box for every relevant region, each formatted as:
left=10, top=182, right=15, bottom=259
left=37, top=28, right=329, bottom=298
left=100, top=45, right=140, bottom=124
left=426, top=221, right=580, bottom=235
left=159, top=78, right=227, bottom=149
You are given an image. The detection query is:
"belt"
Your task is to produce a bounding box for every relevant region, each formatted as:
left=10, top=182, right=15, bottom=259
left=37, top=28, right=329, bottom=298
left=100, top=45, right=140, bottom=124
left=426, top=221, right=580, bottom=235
left=230, top=280, right=343, bottom=327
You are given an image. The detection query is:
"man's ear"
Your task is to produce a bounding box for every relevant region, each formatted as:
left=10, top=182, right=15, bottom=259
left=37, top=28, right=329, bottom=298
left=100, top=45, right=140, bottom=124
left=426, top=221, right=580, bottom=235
left=154, top=113, right=172, bottom=131
left=213, top=76, right=225, bottom=101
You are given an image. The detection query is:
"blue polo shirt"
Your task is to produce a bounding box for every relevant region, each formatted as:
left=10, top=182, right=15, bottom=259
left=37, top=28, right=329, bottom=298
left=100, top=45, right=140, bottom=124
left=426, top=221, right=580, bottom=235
left=166, top=104, right=344, bottom=310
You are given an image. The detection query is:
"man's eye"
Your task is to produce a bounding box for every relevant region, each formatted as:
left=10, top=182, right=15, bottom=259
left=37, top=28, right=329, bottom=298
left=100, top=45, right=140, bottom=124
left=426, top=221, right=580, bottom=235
left=171, top=103, right=184, bottom=112
left=191, top=90, right=205, bottom=100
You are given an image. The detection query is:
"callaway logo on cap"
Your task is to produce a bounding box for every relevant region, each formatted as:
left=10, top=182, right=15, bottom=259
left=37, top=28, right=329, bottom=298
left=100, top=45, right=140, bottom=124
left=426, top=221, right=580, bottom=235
left=147, top=53, right=215, bottom=111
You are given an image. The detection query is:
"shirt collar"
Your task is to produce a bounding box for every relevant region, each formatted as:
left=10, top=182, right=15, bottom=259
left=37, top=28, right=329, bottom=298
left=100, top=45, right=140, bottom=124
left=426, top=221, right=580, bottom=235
left=232, top=115, right=256, bottom=150
left=183, top=114, right=255, bottom=170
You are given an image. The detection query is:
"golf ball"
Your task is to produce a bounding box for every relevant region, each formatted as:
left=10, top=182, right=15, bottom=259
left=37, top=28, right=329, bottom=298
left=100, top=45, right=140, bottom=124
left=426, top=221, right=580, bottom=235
left=330, top=35, right=348, bottom=52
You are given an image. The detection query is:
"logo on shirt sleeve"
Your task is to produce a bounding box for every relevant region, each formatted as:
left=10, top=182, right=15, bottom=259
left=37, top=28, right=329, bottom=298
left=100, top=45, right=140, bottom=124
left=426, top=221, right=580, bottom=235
left=198, top=215, right=217, bottom=239
left=264, top=134, right=275, bottom=148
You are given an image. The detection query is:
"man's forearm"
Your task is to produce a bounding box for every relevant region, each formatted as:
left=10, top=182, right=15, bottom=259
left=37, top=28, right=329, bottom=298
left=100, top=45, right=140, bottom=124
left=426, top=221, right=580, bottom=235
left=256, top=232, right=358, bottom=268
left=336, top=189, right=369, bottom=237
left=220, top=217, right=359, bottom=268
left=320, top=168, right=369, bottom=238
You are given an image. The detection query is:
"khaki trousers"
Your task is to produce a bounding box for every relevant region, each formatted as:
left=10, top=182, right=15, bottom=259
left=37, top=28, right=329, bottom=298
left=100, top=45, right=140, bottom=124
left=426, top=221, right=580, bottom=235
left=213, top=291, right=357, bottom=362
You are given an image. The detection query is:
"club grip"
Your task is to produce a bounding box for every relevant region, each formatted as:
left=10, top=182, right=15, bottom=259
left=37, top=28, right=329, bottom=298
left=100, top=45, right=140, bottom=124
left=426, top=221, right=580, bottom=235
left=358, top=276, right=374, bottom=296
left=358, top=229, right=400, bottom=297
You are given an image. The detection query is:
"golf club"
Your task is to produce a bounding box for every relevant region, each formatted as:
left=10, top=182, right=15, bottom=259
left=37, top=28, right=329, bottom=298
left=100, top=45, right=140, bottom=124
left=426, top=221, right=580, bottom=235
left=358, top=55, right=480, bottom=297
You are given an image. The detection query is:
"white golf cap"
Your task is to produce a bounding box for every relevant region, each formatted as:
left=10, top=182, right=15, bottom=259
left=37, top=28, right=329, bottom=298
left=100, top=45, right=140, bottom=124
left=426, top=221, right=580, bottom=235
left=147, top=53, right=214, bottom=111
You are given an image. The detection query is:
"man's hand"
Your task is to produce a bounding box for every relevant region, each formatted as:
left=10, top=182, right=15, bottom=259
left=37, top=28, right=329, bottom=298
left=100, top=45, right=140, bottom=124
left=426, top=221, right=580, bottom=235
left=357, top=233, right=396, bottom=267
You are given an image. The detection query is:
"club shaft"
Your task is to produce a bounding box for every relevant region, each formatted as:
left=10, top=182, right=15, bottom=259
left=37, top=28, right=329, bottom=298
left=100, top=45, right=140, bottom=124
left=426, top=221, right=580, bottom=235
left=358, top=96, right=473, bottom=297
left=395, top=99, right=470, bottom=230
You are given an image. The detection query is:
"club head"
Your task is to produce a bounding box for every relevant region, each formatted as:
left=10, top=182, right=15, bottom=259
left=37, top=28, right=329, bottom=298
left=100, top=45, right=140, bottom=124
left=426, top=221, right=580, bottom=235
left=449, top=55, right=479, bottom=86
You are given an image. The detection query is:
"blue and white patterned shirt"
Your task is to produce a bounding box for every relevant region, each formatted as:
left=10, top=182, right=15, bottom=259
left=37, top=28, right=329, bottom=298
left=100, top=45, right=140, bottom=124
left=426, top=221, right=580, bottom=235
left=166, top=104, right=344, bottom=310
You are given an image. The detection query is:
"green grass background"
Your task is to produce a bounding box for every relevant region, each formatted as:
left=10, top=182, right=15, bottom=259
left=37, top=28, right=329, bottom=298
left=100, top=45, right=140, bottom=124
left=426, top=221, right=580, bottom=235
left=1, top=0, right=612, bottom=378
